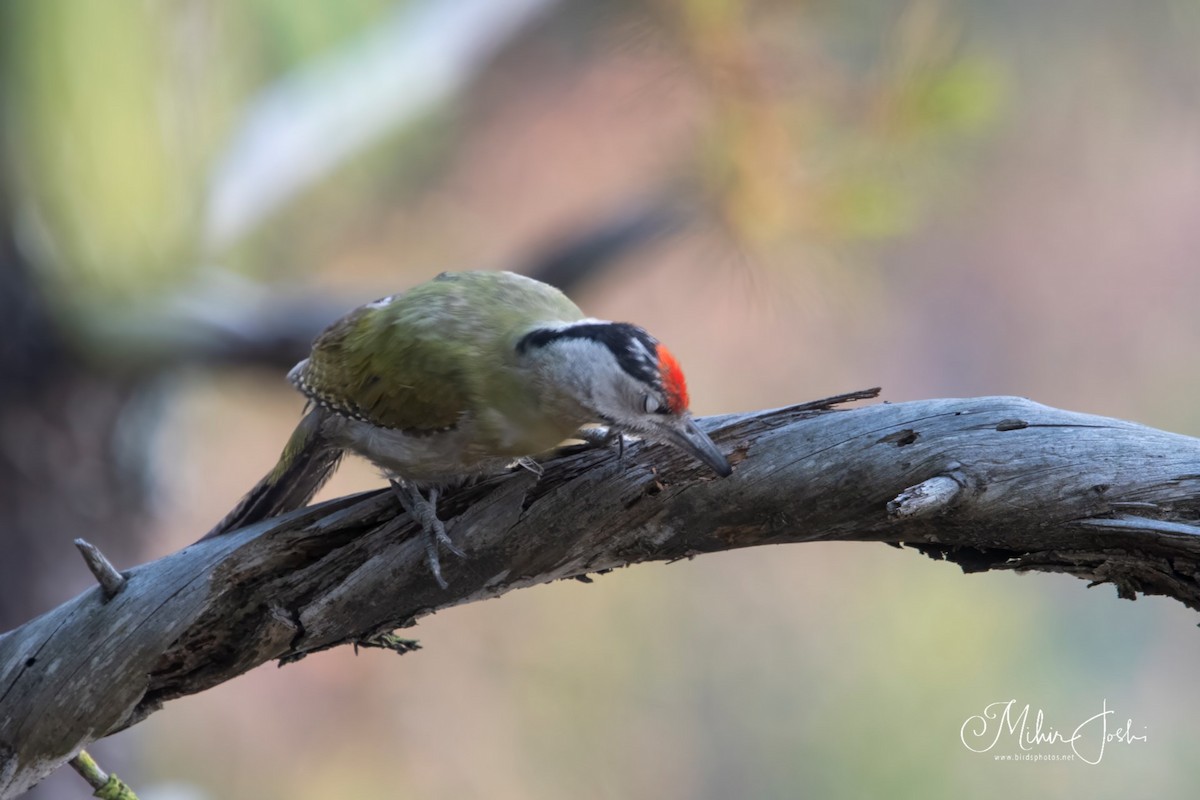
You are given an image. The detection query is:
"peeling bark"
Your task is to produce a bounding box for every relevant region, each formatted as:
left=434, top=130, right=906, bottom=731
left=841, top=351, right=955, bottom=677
left=4, top=391, right=1200, bottom=797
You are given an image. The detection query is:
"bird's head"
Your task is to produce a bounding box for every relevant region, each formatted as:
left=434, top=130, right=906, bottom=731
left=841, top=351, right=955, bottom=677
left=517, top=321, right=732, bottom=477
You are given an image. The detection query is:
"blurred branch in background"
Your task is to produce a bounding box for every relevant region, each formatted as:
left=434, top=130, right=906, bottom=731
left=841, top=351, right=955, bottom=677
left=72, top=198, right=685, bottom=378
left=5, top=393, right=1200, bottom=796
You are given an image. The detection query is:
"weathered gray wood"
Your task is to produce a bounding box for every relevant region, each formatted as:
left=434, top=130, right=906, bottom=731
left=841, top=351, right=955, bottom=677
left=4, top=392, right=1200, bottom=797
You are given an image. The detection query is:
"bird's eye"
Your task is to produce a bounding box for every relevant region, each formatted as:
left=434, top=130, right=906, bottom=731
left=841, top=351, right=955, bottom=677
left=643, top=395, right=661, bottom=414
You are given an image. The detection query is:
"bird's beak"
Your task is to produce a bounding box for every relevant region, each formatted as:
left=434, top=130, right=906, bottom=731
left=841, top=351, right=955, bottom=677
left=653, top=415, right=733, bottom=477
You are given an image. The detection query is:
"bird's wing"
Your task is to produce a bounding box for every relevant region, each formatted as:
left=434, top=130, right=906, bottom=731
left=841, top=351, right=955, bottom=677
left=289, top=271, right=584, bottom=433
left=290, top=301, right=471, bottom=432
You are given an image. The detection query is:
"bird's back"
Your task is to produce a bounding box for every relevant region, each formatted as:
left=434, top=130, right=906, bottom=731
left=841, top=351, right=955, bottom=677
left=291, top=270, right=585, bottom=435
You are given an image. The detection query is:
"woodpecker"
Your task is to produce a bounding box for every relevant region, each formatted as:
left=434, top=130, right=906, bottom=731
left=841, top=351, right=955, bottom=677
left=203, top=270, right=731, bottom=586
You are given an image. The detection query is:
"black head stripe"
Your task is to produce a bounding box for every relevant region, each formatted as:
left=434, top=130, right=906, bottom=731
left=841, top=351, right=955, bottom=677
left=518, top=322, right=662, bottom=386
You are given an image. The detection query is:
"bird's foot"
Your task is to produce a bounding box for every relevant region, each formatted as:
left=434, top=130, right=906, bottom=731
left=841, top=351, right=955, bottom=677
left=389, top=481, right=465, bottom=589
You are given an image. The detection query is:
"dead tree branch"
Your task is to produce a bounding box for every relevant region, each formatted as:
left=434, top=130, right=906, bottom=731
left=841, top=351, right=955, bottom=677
left=4, top=391, right=1200, bottom=797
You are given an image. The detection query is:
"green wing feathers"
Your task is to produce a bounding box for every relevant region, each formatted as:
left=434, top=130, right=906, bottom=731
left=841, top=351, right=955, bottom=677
left=290, top=271, right=584, bottom=432
left=292, top=301, right=470, bottom=431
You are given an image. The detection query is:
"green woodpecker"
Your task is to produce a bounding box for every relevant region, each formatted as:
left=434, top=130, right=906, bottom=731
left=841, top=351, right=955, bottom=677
left=203, top=270, right=731, bottom=586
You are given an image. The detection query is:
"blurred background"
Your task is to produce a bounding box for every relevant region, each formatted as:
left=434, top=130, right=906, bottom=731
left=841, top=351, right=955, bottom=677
left=2, top=0, right=1199, bottom=797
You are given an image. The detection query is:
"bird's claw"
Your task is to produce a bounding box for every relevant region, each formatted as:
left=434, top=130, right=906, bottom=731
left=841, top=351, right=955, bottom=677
left=423, top=527, right=450, bottom=590
left=434, top=520, right=467, bottom=560
left=421, top=518, right=465, bottom=590
left=390, top=480, right=465, bottom=589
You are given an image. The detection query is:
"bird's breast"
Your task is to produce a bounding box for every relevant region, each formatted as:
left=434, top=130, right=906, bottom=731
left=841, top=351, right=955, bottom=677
left=324, top=410, right=577, bottom=486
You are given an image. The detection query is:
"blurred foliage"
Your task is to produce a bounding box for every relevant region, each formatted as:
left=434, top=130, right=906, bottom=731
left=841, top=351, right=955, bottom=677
left=0, top=0, right=416, bottom=304
left=2, top=2, right=211, bottom=300
left=243, top=0, right=398, bottom=70
left=666, top=0, right=1006, bottom=243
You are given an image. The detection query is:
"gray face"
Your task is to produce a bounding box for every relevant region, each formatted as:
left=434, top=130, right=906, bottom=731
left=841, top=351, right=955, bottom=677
left=525, top=324, right=732, bottom=478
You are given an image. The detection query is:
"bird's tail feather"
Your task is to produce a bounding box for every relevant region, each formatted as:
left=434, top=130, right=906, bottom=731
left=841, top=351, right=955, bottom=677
left=199, top=408, right=342, bottom=541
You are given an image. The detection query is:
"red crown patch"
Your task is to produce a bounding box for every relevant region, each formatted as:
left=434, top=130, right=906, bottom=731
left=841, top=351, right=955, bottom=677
left=657, top=346, right=689, bottom=415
